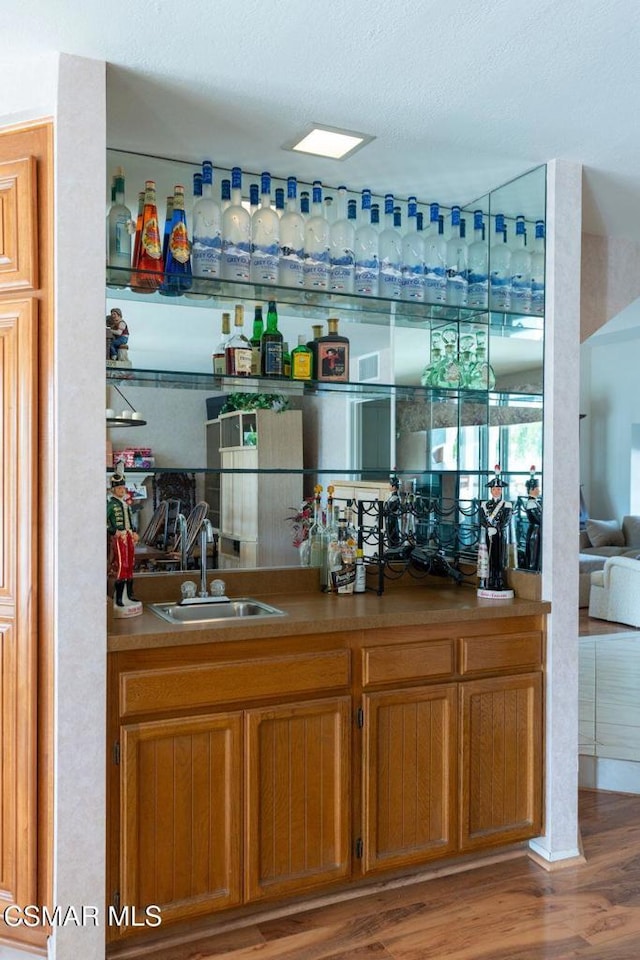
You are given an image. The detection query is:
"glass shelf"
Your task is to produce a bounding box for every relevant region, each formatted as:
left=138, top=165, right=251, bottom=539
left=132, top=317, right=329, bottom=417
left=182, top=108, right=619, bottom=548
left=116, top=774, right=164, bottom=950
left=106, top=366, right=542, bottom=405
left=106, top=416, right=147, bottom=428
left=106, top=268, right=544, bottom=334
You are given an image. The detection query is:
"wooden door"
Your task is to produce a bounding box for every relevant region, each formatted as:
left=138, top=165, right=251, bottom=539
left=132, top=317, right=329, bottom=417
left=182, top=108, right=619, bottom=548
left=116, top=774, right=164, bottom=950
left=460, top=673, right=543, bottom=851
left=362, top=685, right=458, bottom=874
left=119, top=712, right=243, bottom=929
left=245, top=697, right=351, bottom=902
left=0, top=122, right=53, bottom=952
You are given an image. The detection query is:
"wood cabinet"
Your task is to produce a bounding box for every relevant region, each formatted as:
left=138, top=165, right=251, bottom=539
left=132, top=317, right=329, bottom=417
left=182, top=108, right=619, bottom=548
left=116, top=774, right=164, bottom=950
left=245, top=697, right=351, bottom=901
left=107, top=612, right=545, bottom=945
left=212, top=408, right=303, bottom=568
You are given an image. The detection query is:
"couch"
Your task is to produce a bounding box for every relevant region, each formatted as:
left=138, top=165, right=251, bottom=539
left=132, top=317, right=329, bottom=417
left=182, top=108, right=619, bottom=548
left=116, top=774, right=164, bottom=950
left=579, top=516, right=640, bottom=607
left=588, top=556, right=640, bottom=627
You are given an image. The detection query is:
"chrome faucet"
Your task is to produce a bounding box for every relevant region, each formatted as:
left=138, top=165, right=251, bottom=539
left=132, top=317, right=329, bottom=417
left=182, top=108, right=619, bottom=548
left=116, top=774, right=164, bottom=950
left=176, top=513, right=188, bottom=571
left=199, top=519, right=214, bottom=597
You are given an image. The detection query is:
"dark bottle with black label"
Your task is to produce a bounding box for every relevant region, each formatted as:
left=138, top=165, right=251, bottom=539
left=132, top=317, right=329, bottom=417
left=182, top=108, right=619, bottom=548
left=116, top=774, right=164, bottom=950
left=260, top=300, right=283, bottom=376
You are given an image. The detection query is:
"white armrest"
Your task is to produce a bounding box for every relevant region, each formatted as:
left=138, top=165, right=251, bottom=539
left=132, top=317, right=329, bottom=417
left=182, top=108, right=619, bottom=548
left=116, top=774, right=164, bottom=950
left=603, top=555, right=640, bottom=587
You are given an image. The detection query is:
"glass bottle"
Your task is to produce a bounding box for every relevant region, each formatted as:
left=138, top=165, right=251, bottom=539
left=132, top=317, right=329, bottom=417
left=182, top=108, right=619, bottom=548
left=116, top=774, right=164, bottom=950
left=163, top=184, right=192, bottom=295
left=303, top=181, right=330, bottom=290
left=250, top=305, right=264, bottom=375
left=278, top=176, right=305, bottom=288
left=467, top=210, right=488, bottom=309
left=134, top=179, right=163, bottom=292
left=185, top=172, right=211, bottom=300
left=510, top=215, right=532, bottom=314
left=323, top=489, right=339, bottom=590
left=308, top=485, right=325, bottom=570
left=440, top=325, right=462, bottom=388
left=222, top=167, right=251, bottom=281
left=275, top=187, right=285, bottom=216
left=106, top=167, right=132, bottom=288
left=424, top=202, right=447, bottom=308
left=489, top=213, right=511, bottom=311
left=191, top=159, right=222, bottom=287
left=421, top=329, right=446, bottom=387
left=249, top=182, right=259, bottom=219
left=291, top=334, right=313, bottom=381
left=220, top=178, right=231, bottom=213
left=355, top=189, right=379, bottom=296
left=445, top=205, right=468, bottom=306
left=316, top=317, right=349, bottom=382
left=158, top=195, right=174, bottom=295
left=401, top=196, right=425, bottom=302
left=530, top=220, right=546, bottom=316
left=213, top=311, right=231, bottom=375
left=131, top=189, right=145, bottom=279
left=300, top=190, right=310, bottom=218
left=283, top=341, right=291, bottom=378
left=467, top=328, right=496, bottom=389
left=329, top=186, right=355, bottom=294
left=260, top=300, right=283, bottom=376
left=378, top=193, right=402, bottom=300
left=308, top=323, right=324, bottom=379
left=225, top=304, right=252, bottom=376
left=250, top=172, right=279, bottom=285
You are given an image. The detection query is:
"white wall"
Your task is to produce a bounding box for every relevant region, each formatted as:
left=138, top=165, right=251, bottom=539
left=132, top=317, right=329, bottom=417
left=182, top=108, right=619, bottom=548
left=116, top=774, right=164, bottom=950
left=581, top=323, right=640, bottom=520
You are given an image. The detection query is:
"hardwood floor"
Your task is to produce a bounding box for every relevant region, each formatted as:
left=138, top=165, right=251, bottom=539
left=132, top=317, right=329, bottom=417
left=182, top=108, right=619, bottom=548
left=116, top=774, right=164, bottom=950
left=579, top=607, right=640, bottom=636
left=127, top=790, right=640, bottom=960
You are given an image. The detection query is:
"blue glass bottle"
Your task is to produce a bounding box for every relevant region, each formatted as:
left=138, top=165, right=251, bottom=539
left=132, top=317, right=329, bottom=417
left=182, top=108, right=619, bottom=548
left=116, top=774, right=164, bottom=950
left=164, top=184, right=192, bottom=295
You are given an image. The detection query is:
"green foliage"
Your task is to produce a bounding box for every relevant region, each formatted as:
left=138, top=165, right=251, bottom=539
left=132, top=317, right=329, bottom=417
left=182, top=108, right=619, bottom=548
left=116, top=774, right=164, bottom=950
left=221, top=392, right=290, bottom=414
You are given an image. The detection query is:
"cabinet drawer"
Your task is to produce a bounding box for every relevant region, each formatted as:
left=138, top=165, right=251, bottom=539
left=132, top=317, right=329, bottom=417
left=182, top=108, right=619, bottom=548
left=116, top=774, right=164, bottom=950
left=363, top=639, right=455, bottom=687
left=460, top=632, right=543, bottom=677
left=120, top=649, right=350, bottom=718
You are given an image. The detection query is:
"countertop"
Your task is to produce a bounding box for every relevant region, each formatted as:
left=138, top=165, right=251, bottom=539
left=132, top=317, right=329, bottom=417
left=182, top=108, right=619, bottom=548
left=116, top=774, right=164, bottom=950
left=107, top=576, right=550, bottom=652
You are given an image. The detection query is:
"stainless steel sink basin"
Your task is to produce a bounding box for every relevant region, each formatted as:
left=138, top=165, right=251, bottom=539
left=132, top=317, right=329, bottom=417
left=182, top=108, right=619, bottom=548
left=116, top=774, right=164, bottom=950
left=148, top=597, right=287, bottom=625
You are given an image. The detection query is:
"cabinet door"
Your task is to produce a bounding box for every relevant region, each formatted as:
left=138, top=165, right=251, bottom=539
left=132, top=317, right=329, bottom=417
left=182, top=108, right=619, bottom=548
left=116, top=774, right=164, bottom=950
left=245, top=697, right=351, bottom=902
left=362, top=685, right=458, bottom=875
left=0, top=157, right=38, bottom=291
left=460, top=673, right=543, bottom=851
left=120, top=712, right=243, bottom=927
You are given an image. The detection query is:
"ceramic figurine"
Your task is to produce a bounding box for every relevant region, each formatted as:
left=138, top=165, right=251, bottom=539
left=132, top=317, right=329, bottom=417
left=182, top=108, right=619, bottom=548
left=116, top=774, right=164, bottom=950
left=478, top=465, right=515, bottom=598
left=107, top=465, right=143, bottom=617
left=524, top=465, right=542, bottom=572
left=107, top=307, right=131, bottom=365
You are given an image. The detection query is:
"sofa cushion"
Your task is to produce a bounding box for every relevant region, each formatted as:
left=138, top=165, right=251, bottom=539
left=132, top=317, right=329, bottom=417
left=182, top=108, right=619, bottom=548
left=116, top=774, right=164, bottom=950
left=586, top=518, right=625, bottom=548
left=622, top=515, right=640, bottom=549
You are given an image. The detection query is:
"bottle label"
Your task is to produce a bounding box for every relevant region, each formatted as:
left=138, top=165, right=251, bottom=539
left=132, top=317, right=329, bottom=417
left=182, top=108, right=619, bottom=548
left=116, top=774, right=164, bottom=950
left=114, top=217, right=131, bottom=256
left=490, top=273, right=511, bottom=309
left=228, top=346, right=252, bottom=375
left=141, top=217, right=162, bottom=259
left=330, top=262, right=355, bottom=291
left=292, top=352, right=312, bottom=379
left=378, top=265, right=401, bottom=298
left=303, top=255, right=330, bottom=287
left=467, top=274, right=488, bottom=307
left=169, top=222, right=190, bottom=264
left=279, top=254, right=304, bottom=286
left=355, top=261, right=379, bottom=295
left=250, top=244, right=279, bottom=282
left=402, top=266, right=425, bottom=300
left=213, top=353, right=226, bottom=375
left=223, top=243, right=251, bottom=279
left=317, top=343, right=348, bottom=381
left=263, top=341, right=283, bottom=375
left=192, top=238, right=222, bottom=277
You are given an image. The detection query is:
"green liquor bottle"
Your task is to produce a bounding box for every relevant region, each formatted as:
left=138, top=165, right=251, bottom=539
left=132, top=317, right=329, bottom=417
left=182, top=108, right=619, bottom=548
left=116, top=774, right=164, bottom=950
left=260, top=300, right=283, bottom=376
left=250, top=305, right=264, bottom=376
left=291, top=334, right=313, bottom=381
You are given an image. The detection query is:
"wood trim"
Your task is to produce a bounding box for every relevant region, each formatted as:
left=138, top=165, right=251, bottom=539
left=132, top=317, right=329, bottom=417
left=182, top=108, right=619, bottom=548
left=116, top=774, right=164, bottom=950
left=0, top=156, right=38, bottom=291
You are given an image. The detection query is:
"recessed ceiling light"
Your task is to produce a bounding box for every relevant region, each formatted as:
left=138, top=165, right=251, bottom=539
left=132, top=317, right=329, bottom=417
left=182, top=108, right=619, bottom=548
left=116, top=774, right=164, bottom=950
left=283, top=124, right=375, bottom=161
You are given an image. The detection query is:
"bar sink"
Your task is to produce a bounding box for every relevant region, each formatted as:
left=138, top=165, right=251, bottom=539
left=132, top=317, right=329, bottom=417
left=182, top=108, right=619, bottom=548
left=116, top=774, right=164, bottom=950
left=148, top=597, right=287, bottom=625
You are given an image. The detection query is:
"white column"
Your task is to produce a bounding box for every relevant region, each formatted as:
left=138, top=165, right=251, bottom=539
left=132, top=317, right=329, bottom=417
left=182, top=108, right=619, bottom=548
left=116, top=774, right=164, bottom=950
left=529, top=159, right=582, bottom=863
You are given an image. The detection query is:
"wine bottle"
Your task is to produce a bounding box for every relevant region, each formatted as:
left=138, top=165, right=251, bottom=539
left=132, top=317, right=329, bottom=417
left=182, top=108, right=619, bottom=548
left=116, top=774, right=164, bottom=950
left=316, top=317, right=349, bottom=382
left=163, top=184, right=192, bottom=295
left=213, top=311, right=231, bottom=375
left=308, top=485, right=325, bottom=570
left=225, top=304, right=252, bottom=376
left=222, top=167, right=251, bottom=281
left=250, top=172, right=279, bottom=285
left=134, top=179, right=163, bottom=292
left=106, top=167, right=132, bottom=288
left=191, top=159, right=222, bottom=286
left=260, top=300, right=283, bottom=376
left=250, top=305, right=264, bottom=375
left=278, top=176, right=305, bottom=288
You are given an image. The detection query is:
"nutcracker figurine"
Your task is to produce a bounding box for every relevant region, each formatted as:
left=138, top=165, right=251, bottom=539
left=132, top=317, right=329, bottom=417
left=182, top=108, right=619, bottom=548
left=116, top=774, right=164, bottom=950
left=107, top=465, right=142, bottom=617
left=477, top=465, right=514, bottom=598
left=524, top=465, right=542, bottom=572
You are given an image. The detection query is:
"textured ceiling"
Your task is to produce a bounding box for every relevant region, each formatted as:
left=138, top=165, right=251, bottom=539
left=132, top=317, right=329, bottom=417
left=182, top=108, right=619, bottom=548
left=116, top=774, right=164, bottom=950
left=6, top=0, right=640, bottom=239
